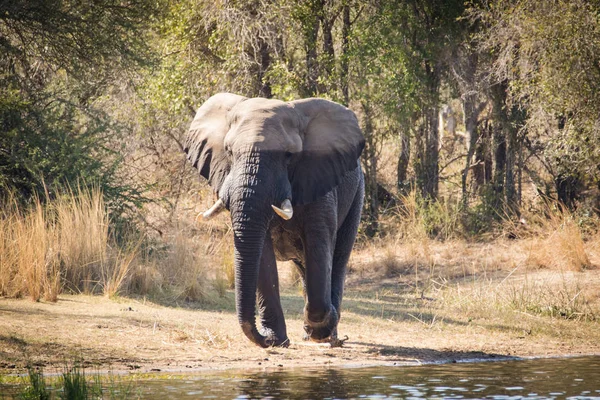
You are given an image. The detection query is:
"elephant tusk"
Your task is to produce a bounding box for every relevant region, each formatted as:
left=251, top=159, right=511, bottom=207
left=199, top=198, right=225, bottom=220
left=272, top=199, right=293, bottom=220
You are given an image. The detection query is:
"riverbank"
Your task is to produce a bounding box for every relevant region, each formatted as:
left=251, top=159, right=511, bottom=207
left=1, top=239, right=599, bottom=375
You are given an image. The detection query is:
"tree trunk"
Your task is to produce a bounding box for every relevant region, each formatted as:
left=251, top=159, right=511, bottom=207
left=397, top=130, right=410, bottom=194
left=461, top=99, right=487, bottom=206
left=424, top=103, right=440, bottom=200
left=473, top=120, right=493, bottom=187
left=413, top=107, right=439, bottom=201
left=492, top=121, right=507, bottom=208
left=505, top=125, right=518, bottom=211
left=361, top=100, right=378, bottom=236
left=319, top=0, right=336, bottom=93
left=303, top=13, right=320, bottom=96
left=413, top=62, right=440, bottom=201
left=340, top=4, right=350, bottom=105
left=490, top=81, right=523, bottom=213
left=257, top=38, right=272, bottom=98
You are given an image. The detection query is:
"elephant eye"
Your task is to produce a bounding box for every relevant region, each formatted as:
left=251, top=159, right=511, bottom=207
left=284, top=151, right=293, bottom=160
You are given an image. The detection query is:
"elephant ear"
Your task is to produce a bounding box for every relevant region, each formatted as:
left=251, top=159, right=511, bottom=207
left=290, top=98, right=365, bottom=205
left=184, top=93, right=246, bottom=193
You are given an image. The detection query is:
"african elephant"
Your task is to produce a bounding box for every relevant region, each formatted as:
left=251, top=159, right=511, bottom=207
left=184, top=93, right=365, bottom=347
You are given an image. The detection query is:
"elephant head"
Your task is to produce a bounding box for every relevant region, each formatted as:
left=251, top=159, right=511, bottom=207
left=184, top=93, right=364, bottom=347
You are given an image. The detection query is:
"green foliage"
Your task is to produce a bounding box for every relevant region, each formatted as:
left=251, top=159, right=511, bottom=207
left=0, top=85, right=148, bottom=217
left=61, top=365, right=91, bottom=400
left=473, top=0, right=600, bottom=193
left=0, top=0, right=155, bottom=82
left=2, top=0, right=600, bottom=240
left=461, top=185, right=506, bottom=235
left=0, top=0, right=154, bottom=218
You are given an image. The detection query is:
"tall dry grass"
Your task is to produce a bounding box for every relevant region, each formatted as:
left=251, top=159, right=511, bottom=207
left=0, top=189, right=222, bottom=302
left=361, top=190, right=460, bottom=286
left=156, top=231, right=209, bottom=302
left=352, top=189, right=599, bottom=321
left=0, top=198, right=58, bottom=301
left=505, top=202, right=591, bottom=271
left=0, top=189, right=140, bottom=300
left=377, top=190, right=462, bottom=242
left=56, top=189, right=109, bottom=293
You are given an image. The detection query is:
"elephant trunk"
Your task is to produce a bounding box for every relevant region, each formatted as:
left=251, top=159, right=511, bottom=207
left=230, top=172, right=272, bottom=348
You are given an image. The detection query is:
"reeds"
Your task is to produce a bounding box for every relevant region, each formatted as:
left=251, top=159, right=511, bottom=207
left=13, top=364, right=136, bottom=400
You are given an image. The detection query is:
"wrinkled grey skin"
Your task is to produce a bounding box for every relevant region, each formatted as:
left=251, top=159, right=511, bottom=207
left=185, top=93, right=365, bottom=347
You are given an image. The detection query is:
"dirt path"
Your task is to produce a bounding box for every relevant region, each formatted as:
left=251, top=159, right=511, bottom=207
left=2, top=264, right=599, bottom=375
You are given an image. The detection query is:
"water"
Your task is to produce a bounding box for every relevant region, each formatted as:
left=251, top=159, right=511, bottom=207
left=135, top=356, right=600, bottom=399
left=2, top=356, right=600, bottom=399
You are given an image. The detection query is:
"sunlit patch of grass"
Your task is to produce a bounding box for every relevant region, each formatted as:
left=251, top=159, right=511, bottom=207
left=440, top=269, right=597, bottom=323
left=102, top=242, right=141, bottom=298
left=506, top=202, right=592, bottom=272
left=56, top=188, right=110, bottom=294
left=0, top=187, right=229, bottom=303
left=503, top=274, right=596, bottom=321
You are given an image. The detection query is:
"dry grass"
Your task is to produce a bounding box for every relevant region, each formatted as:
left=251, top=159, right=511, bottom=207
left=102, top=243, right=140, bottom=298
left=220, top=240, right=235, bottom=289
left=376, top=189, right=463, bottom=243
left=2, top=263, right=600, bottom=375
left=0, top=188, right=230, bottom=303
left=0, top=190, right=156, bottom=301
left=352, top=200, right=599, bottom=324
left=439, top=267, right=598, bottom=323
left=504, top=202, right=592, bottom=271
left=56, top=189, right=109, bottom=293
left=0, top=197, right=58, bottom=301
left=156, top=231, right=209, bottom=302
left=2, top=176, right=598, bottom=339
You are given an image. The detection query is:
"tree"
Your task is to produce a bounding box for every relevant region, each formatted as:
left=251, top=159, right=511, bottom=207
left=472, top=0, right=600, bottom=209
left=0, top=0, right=155, bottom=209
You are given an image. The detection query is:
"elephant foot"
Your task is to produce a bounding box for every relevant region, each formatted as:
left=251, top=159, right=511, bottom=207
left=259, top=327, right=290, bottom=347
left=303, top=307, right=339, bottom=343
left=329, top=334, right=349, bottom=348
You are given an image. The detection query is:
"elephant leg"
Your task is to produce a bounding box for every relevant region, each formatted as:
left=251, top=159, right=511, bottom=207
left=292, top=259, right=307, bottom=297
left=256, top=233, right=288, bottom=347
left=330, top=189, right=363, bottom=340
left=302, top=219, right=337, bottom=342
left=292, top=259, right=314, bottom=342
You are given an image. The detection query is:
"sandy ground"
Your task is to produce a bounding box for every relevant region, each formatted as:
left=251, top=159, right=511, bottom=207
left=2, top=244, right=600, bottom=375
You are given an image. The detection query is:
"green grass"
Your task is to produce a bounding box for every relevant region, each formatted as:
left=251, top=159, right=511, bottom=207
left=2, top=364, right=138, bottom=400
left=18, top=366, right=50, bottom=400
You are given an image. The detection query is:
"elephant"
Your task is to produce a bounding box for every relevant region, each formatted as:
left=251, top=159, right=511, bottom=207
left=184, top=93, right=365, bottom=348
